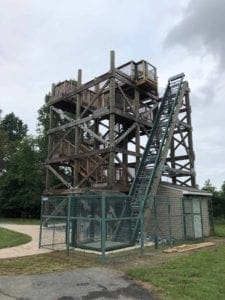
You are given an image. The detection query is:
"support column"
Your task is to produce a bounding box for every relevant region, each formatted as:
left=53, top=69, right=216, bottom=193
left=170, top=138, right=176, bottom=184
left=109, top=51, right=116, bottom=188
left=46, top=105, right=53, bottom=191
left=93, top=84, right=100, bottom=183
left=74, top=69, right=82, bottom=187
left=135, top=89, right=140, bottom=169
left=167, top=84, right=196, bottom=187
left=94, top=84, right=100, bottom=150
left=122, top=135, right=128, bottom=189
left=185, top=87, right=196, bottom=187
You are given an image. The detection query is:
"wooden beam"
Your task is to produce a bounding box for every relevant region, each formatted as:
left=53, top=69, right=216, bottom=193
left=116, top=83, right=135, bottom=115
left=47, top=109, right=110, bottom=135
left=47, top=128, right=73, bottom=159
left=46, top=165, right=71, bottom=189
left=76, top=154, right=109, bottom=188
left=80, top=79, right=110, bottom=118
left=48, top=72, right=111, bottom=106
left=79, top=123, right=108, bottom=145
left=51, top=106, right=74, bottom=122
left=114, top=123, right=136, bottom=146
left=47, top=106, right=153, bottom=136
left=115, top=155, right=133, bottom=179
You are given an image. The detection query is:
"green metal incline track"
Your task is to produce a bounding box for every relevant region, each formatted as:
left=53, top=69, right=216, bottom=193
left=128, top=73, right=188, bottom=244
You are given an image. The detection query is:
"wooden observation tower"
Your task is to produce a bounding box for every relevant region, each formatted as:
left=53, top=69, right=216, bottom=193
left=45, top=51, right=195, bottom=196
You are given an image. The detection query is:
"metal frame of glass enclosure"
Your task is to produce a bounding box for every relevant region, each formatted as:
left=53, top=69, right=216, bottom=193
left=39, top=194, right=212, bottom=256
left=39, top=194, right=145, bottom=256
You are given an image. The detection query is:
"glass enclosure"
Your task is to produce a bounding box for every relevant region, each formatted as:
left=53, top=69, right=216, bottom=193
left=118, top=60, right=157, bottom=83
left=39, top=194, right=212, bottom=255
left=39, top=194, right=138, bottom=254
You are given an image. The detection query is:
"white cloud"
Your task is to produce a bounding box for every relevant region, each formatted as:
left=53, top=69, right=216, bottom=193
left=0, top=0, right=224, bottom=188
left=164, top=0, right=225, bottom=188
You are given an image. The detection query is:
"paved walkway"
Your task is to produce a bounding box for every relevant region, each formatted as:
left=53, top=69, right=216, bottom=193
left=0, top=268, right=154, bottom=300
left=0, top=225, right=155, bottom=299
left=0, top=224, right=51, bottom=259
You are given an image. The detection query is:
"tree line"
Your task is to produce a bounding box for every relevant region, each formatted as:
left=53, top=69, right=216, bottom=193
left=0, top=103, right=224, bottom=218
left=0, top=99, right=49, bottom=218
left=202, top=179, right=225, bottom=218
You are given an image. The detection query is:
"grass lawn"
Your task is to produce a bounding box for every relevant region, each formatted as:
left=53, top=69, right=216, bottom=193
left=214, top=219, right=225, bottom=237
left=127, top=245, right=225, bottom=300
left=0, top=251, right=99, bottom=276
left=126, top=223, right=225, bottom=300
left=214, top=223, right=225, bottom=237
left=0, top=218, right=40, bottom=225
left=0, top=228, right=31, bottom=249
left=0, top=220, right=224, bottom=300
left=126, top=222, right=225, bottom=300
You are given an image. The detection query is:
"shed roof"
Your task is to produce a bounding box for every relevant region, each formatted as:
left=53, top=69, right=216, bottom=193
left=160, top=182, right=212, bottom=197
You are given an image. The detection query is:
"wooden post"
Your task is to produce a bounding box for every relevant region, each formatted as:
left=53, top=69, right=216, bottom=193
left=170, top=137, right=176, bottom=185
left=185, top=86, right=196, bottom=187
left=109, top=51, right=116, bottom=188
left=122, top=134, right=128, bottom=188
left=74, top=69, right=82, bottom=187
left=94, top=83, right=99, bottom=150
left=135, top=89, right=140, bottom=169
left=46, top=106, right=53, bottom=190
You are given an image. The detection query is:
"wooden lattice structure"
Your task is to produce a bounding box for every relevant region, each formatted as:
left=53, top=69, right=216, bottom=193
left=44, top=51, right=195, bottom=195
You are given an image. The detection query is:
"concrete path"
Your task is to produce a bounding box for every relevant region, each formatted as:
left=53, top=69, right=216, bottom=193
left=0, top=226, right=155, bottom=299
left=0, top=224, right=51, bottom=259
left=0, top=268, right=154, bottom=300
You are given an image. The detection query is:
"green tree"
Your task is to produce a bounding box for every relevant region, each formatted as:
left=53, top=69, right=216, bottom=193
left=0, top=137, right=44, bottom=217
left=0, top=113, right=27, bottom=173
left=37, top=95, right=50, bottom=136
left=221, top=181, right=225, bottom=198
left=0, top=112, right=44, bottom=218
left=202, top=179, right=216, bottom=193
left=202, top=179, right=225, bottom=217
left=218, top=181, right=225, bottom=217
left=0, top=128, right=10, bottom=172
left=0, top=112, right=28, bottom=142
left=36, top=94, right=50, bottom=161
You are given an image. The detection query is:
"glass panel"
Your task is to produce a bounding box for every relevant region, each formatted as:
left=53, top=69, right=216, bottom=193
left=194, top=215, right=202, bottom=238
left=136, top=61, right=145, bottom=80
left=118, top=62, right=135, bottom=78
left=193, top=199, right=201, bottom=213
left=75, top=220, right=101, bottom=248
left=146, top=63, right=156, bottom=81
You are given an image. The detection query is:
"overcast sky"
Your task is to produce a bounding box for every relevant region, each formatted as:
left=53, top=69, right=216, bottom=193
left=0, top=0, right=224, bottom=188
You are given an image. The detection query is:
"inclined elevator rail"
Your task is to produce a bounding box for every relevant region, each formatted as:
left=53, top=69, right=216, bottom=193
left=128, top=73, right=188, bottom=244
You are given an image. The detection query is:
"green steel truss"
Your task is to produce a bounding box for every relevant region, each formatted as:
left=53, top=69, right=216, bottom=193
left=127, top=73, right=188, bottom=244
